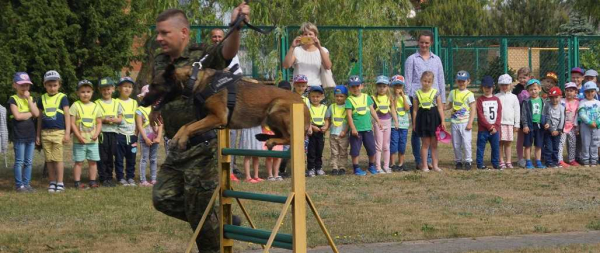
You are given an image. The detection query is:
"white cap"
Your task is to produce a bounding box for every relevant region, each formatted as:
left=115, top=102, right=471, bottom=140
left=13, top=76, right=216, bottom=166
left=44, top=70, right=61, bottom=83
left=498, top=74, right=512, bottom=85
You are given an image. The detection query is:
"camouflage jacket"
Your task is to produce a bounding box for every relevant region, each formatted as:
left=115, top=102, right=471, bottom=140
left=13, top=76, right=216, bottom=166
left=153, top=42, right=230, bottom=138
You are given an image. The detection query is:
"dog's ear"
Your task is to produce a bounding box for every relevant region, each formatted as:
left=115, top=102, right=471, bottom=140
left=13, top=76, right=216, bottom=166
left=173, top=65, right=192, bottom=82
left=163, top=64, right=176, bottom=82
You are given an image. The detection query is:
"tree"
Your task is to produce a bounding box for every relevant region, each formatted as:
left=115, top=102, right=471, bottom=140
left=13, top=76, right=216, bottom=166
left=412, top=0, right=492, bottom=36
left=0, top=0, right=145, bottom=102
left=490, top=0, right=569, bottom=36
left=570, top=0, right=600, bottom=29
left=558, top=12, right=596, bottom=36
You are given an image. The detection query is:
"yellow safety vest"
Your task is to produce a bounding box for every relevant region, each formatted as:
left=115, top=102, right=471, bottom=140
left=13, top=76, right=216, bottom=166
left=41, top=93, right=65, bottom=117
left=117, top=99, right=138, bottom=124
left=9, top=95, right=32, bottom=119
left=373, top=95, right=390, bottom=114
left=452, top=89, right=473, bottom=111
left=74, top=101, right=98, bottom=128
left=396, top=95, right=407, bottom=116
left=348, top=93, right=368, bottom=115
left=416, top=88, right=438, bottom=109
left=138, top=106, right=151, bottom=128
left=330, top=104, right=346, bottom=127
left=309, top=104, right=327, bottom=126
left=302, top=96, right=309, bottom=107
left=95, top=99, right=118, bottom=118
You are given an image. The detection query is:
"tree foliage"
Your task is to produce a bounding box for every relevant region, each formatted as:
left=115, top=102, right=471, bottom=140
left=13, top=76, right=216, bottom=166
left=0, top=0, right=145, bottom=102
left=490, top=0, right=569, bottom=36
left=412, top=0, right=492, bottom=36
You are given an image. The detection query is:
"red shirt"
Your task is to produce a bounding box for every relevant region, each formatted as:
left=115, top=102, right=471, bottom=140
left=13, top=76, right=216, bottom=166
left=476, top=95, right=503, bottom=132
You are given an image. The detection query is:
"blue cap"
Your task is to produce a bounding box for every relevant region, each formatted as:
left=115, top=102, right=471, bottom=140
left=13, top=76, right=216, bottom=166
left=526, top=78, right=541, bottom=88
left=348, top=75, right=362, bottom=86
left=481, top=76, right=494, bottom=87
left=456, top=70, right=470, bottom=81
left=13, top=72, right=33, bottom=85
left=583, top=81, right=599, bottom=92
left=375, top=75, right=390, bottom=85
left=333, top=85, right=348, bottom=96
left=118, top=76, right=135, bottom=86
left=390, top=75, right=405, bottom=86
left=309, top=85, right=324, bottom=94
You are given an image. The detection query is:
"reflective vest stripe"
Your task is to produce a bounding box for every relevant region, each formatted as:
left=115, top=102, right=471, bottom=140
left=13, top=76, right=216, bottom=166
left=348, top=94, right=368, bottom=115
left=309, top=104, right=327, bottom=126
left=374, top=95, right=390, bottom=114
left=138, top=106, right=151, bottom=128
left=416, top=89, right=437, bottom=109
left=118, top=99, right=138, bottom=124
left=75, top=101, right=98, bottom=128
left=42, top=93, right=65, bottom=117
left=396, top=95, right=407, bottom=116
left=331, top=104, right=346, bottom=127
left=452, top=89, right=472, bottom=111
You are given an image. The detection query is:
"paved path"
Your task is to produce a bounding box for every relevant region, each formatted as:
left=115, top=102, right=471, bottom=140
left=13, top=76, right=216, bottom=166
left=243, top=231, right=600, bottom=253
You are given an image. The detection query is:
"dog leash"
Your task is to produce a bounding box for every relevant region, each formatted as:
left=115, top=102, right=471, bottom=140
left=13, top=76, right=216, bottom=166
left=183, top=0, right=273, bottom=99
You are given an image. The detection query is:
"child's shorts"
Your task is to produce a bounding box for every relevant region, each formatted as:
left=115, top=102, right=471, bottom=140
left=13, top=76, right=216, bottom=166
left=500, top=125, right=514, bottom=141
left=349, top=130, right=376, bottom=157
left=41, top=129, right=65, bottom=162
left=523, top=123, right=544, bottom=148
left=390, top=128, right=409, bottom=154
left=73, top=143, right=100, bottom=162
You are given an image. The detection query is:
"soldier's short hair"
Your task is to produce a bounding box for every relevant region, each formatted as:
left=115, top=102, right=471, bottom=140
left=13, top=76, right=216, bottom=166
left=156, top=9, right=190, bottom=29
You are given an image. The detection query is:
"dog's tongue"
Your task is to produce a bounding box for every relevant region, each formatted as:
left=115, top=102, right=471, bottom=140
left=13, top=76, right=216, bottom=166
left=153, top=97, right=163, bottom=107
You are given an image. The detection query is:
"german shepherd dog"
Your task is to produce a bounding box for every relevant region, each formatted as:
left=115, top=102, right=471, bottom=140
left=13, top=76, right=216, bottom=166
left=140, top=64, right=311, bottom=150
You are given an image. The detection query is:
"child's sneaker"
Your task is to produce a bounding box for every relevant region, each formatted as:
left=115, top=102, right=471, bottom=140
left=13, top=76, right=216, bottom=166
left=75, top=182, right=88, bottom=190
left=367, top=165, right=378, bottom=175
left=464, top=162, right=473, bottom=170
left=525, top=160, right=534, bottom=169
left=316, top=168, right=326, bottom=176
left=267, top=176, right=277, bottom=181
left=15, top=185, right=27, bottom=193
left=275, top=176, right=283, bottom=181
left=477, top=165, right=489, bottom=170
left=331, top=169, right=339, bottom=175
left=48, top=183, right=57, bottom=193
left=338, top=168, right=346, bottom=175
left=89, top=181, right=99, bottom=188
left=383, top=167, right=392, bottom=173
left=568, top=160, right=581, bottom=167
left=140, top=181, right=153, bottom=187
left=307, top=169, right=316, bottom=177
left=558, top=161, right=570, bottom=167
left=535, top=160, right=546, bottom=169
left=518, top=159, right=527, bottom=168
left=55, top=184, right=65, bottom=193
left=455, top=162, right=463, bottom=170
left=230, top=174, right=240, bottom=182
left=119, top=179, right=129, bottom=186
left=150, top=180, right=157, bottom=185
left=127, top=179, right=137, bottom=186
left=353, top=167, right=367, bottom=176
left=499, top=163, right=507, bottom=170
left=506, top=162, right=514, bottom=169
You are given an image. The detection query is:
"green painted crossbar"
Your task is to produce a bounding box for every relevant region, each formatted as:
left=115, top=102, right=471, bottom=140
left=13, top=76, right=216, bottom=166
left=222, top=190, right=288, bottom=204
left=221, top=148, right=291, bottom=158
left=223, top=225, right=293, bottom=243
left=224, top=232, right=293, bottom=250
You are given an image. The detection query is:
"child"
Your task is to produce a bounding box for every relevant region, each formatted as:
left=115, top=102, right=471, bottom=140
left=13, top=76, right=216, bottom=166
left=96, top=77, right=121, bottom=187
left=513, top=67, right=532, bottom=168
left=307, top=86, right=328, bottom=177
left=540, top=72, right=558, bottom=99
left=558, top=82, right=580, bottom=167
left=115, top=77, right=138, bottom=186
left=578, top=81, right=600, bottom=167
left=445, top=71, right=476, bottom=170
left=476, top=76, right=502, bottom=170
left=412, top=71, right=445, bottom=172
left=390, top=75, right=411, bottom=172
left=136, top=85, right=163, bottom=186
left=542, top=87, right=565, bottom=168
left=9, top=72, right=40, bottom=192
left=70, top=80, right=103, bottom=189
left=521, top=79, right=546, bottom=169
left=36, top=70, right=70, bottom=193
left=293, top=74, right=309, bottom=107
left=326, top=85, right=349, bottom=175
left=495, top=74, right=520, bottom=169
left=263, top=126, right=283, bottom=181
left=372, top=75, right=398, bottom=174
left=346, top=75, right=381, bottom=175
left=584, top=69, right=598, bottom=84
left=239, top=125, right=262, bottom=183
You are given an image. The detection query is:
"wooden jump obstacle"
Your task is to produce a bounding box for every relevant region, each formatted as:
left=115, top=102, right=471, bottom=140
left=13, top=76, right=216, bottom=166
left=185, top=104, right=339, bottom=253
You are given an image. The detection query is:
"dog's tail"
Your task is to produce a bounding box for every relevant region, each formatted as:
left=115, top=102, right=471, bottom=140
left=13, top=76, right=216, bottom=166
left=255, top=133, right=275, bottom=142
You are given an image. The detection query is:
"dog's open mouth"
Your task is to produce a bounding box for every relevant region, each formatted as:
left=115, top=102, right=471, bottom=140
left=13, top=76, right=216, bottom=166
left=154, top=96, right=164, bottom=107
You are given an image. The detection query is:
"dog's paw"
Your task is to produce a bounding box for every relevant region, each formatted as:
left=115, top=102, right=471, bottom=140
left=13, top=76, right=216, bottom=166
left=176, top=135, right=189, bottom=150
left=265, top=140, right=276, bottom=150
left=255, top=133, right=273, bottom=142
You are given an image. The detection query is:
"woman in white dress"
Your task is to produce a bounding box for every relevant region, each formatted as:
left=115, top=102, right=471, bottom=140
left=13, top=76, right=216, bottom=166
left=282, top=22, right=332, bottom=88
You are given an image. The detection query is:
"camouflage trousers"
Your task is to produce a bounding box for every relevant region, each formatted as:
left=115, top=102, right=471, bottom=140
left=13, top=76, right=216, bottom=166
left=153, top=139, right=220, bottom=253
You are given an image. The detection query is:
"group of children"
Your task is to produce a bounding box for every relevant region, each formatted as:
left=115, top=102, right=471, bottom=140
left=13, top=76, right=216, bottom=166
left=287, top=66, right=600, bottom=178
left=9, top=70, right=162, bottom=192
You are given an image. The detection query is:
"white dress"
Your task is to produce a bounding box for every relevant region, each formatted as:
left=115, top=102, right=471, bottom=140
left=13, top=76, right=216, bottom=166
left=292, top=46, right=329, bottom=87
left=238, top=125, right=262, bottom=150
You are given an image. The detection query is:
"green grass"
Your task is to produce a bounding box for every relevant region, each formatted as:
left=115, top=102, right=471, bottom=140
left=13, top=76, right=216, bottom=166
left=1, top=129, right=600, bottom=252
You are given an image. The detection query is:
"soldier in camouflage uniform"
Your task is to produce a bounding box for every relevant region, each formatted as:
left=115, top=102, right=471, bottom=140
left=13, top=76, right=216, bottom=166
left=150, top=4, right=249, bottom=252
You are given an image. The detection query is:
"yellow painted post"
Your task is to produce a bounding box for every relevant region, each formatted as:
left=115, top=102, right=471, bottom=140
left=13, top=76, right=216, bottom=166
left=219, top=129, right=234, bottom=253
left=291, top=103, right=307, bottom=253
